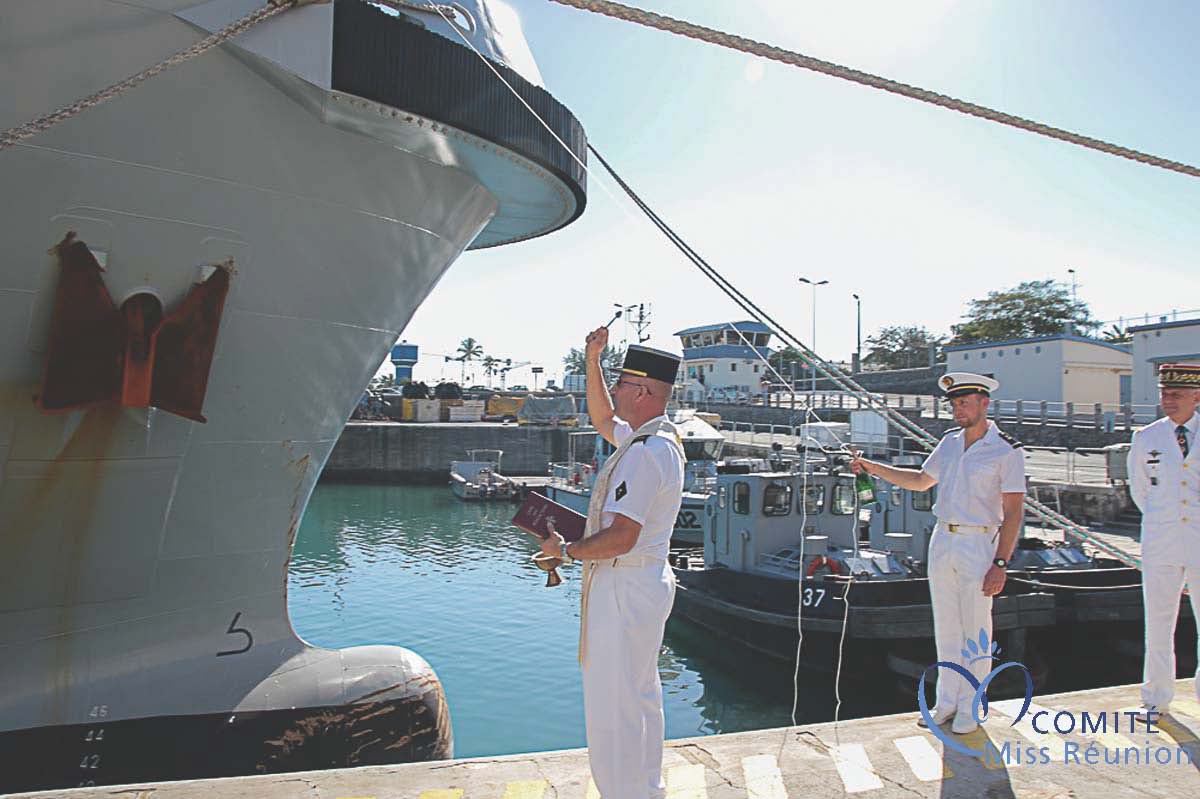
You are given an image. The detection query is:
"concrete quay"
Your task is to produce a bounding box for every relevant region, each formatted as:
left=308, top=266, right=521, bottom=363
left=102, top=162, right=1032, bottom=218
left=26, top=680, right=1200, bottom=799
left=323, top=422, right=580, bottom=483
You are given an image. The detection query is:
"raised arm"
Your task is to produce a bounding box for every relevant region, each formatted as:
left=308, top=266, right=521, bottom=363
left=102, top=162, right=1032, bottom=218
left=585, top=326, right=617, bottom=445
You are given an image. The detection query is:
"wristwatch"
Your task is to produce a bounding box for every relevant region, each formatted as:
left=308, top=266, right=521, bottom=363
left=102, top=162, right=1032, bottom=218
left=560, top=541, right=574, bottom=565
left=993, top=557, right=1009, bottom=569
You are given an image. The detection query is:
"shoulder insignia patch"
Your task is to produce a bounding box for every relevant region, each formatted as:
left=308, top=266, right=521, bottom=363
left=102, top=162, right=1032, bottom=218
left=998, top=430, right=1023, bottom=449
left=614, top=481, right=627, bottom=501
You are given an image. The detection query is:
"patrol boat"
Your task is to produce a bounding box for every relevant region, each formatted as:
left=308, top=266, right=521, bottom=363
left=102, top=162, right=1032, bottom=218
left=449, top=449, right=523, bottom=502
left=0, top=1, right=585, bottom=792
left=669, top=448, right=1146, bottom=689
left=544, top=410, right=723, bottom=544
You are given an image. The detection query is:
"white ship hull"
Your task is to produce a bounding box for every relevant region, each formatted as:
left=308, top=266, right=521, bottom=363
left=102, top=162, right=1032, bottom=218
left=0, top=1, right=586, bottom=791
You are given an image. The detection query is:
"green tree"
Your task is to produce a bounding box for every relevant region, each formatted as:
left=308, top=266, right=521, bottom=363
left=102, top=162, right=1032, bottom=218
left=481, top=355, right=501, bottom=387
left=1101, top=323, right=1132, bottom=344
left=864, top=326, right=947, bottom=370
left=454, top=337, right=484, bottom=382
left=950, top=279, right=1098, bottom=344
left=563, top=344, right=625, bottom=375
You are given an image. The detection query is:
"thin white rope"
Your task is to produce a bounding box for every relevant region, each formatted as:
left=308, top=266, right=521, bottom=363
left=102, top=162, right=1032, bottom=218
left=546, top=0, right=1200, bottom=181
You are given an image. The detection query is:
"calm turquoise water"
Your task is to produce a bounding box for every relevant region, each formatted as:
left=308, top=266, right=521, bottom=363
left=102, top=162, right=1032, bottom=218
left=287, top=484, right=803, bottom=758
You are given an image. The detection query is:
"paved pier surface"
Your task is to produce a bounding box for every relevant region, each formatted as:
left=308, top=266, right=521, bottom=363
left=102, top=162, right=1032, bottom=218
left=24, top=680, right=1200, bottom=799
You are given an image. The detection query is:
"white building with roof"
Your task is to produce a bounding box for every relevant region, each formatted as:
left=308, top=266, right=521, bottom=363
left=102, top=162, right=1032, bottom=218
left=675, top=321, right=774, bottom=402
left=941, top=334, right=1132, bottom=405
left=1128, top=317, right=1200, bottom=404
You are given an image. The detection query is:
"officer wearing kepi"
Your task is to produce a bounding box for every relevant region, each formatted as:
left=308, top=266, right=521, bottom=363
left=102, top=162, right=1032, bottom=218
left=1128, top=362, right=1200, bottom=719
left=541, top=326, right=685, bottom=799
left=852, top=372, right=1026, bottom=734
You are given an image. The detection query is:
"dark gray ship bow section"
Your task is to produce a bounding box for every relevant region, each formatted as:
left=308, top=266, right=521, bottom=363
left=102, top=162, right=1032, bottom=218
left=331, top=0, right=588, bottom=244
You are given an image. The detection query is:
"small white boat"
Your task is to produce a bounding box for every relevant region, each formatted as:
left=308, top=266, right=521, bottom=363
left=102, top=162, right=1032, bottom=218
left=450, top=449, right=521, bottom=502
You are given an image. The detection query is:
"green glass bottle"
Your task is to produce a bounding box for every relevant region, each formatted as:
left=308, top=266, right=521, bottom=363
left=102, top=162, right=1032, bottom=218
left=855, top=470, right=876, bottom=504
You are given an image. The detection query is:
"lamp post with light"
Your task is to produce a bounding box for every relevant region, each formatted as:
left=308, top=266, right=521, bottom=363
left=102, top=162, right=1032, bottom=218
left=798, top=277, right=829, bottom=392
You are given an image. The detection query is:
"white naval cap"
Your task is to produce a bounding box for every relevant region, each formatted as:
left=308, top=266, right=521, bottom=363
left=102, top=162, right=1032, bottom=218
left=939, top=371, right=999, bottom=398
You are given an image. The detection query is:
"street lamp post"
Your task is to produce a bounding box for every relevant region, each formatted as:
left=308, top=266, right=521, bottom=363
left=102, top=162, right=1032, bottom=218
left=798, top=277, right=829, bottom=392
left=852, top=293, right=862, bottom=374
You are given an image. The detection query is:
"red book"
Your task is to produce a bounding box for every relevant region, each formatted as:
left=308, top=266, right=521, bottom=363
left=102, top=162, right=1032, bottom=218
left=512, top=492, right=587, bottom=543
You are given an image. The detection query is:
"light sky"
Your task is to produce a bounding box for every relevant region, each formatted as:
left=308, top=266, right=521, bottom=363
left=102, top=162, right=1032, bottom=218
left=399, top=0, right=1200, bottom=386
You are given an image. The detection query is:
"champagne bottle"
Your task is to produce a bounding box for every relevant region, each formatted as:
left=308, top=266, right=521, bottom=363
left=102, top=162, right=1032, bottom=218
left=855, top=470, right=876, bottom=504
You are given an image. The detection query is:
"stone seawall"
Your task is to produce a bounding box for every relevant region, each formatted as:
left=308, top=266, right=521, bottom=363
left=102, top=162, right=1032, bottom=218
left=322, top=422, right=575, bottom=483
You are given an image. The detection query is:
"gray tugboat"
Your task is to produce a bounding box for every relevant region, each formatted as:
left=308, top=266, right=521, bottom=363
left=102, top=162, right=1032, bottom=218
left=669, top=449, right=1151, bottom=690
left=0, top=1, right=585, bottom=792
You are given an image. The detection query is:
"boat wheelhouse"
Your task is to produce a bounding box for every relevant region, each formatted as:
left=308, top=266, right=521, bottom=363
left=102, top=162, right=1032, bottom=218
left=676, top=321, right=775, bottom=404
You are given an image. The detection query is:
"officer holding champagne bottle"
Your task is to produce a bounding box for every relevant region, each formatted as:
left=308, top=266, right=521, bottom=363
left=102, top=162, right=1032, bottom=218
left=851, top=372, right=1026, bottom=734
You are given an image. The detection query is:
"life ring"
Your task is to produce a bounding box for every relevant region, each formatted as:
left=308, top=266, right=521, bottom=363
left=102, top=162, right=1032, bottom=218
left=806, top=556, right=842, bottom=578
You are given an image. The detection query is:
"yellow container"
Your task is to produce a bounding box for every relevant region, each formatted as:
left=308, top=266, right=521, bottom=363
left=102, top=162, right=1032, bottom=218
left=486, top=395, right=525, bottom=417
left=401, top=399, right=416, bottom=421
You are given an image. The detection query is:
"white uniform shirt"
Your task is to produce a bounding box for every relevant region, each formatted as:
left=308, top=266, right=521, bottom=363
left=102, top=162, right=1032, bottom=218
left=1128, top=413, right=1200, bottom=566
left=921, top=421, right=1026, bottom=526
left=601, top=416, right=685, bottom=559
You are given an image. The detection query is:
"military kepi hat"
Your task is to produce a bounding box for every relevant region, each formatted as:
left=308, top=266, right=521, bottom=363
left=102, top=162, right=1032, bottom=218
left=621, top=344, right=682, bottom=384
left=1158, top=363, right=1200, bottom=389
left=939, top=371, right=1000, bottom=399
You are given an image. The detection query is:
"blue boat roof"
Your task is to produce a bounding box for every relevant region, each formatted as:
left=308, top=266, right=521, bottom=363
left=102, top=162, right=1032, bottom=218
left=674, top=320, right=773, bottom=337
left=942, top=333, right=1130, bottom=354
left=681, top=344, right=773, bottom=359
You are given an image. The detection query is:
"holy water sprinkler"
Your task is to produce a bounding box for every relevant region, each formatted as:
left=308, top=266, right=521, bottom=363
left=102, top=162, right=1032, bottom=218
left=603, top=309, right=622, bottom=328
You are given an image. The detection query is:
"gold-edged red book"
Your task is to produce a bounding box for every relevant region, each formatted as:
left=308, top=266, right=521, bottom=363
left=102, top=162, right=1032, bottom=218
left=512, top=491, right=586, bottom=542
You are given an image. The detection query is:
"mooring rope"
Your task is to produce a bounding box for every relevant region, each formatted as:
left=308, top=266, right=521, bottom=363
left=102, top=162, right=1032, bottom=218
left=547, top=0, right=1200, bottom=181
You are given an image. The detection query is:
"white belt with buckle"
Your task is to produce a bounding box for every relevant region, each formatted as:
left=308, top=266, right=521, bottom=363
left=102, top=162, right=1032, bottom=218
left=945, top=522, right=995, bottom=534
left=608, top=554, right=666, bottom=568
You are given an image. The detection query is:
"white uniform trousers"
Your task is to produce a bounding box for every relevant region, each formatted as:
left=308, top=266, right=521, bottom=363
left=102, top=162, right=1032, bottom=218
left=1141, top=563, right=1200, bottom=709
left=927, top=525, right=996, bottom=715
left=582, top=560, right=675, bottom=799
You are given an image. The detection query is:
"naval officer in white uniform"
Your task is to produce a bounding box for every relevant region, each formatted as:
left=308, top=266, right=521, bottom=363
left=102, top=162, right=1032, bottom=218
left=1128, top=362, right=1200, bottom=718
left=541, top=327, right=684, bottom=799
left=852, top=372, right=1026, bottom=734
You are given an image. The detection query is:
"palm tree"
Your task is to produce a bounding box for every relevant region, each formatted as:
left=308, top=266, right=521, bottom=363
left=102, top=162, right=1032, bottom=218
left=481, top=355, right=501, bottom=387
left=456, top=337, right=484, bottom=383
left=1102, top=323, right=1131, bottom=344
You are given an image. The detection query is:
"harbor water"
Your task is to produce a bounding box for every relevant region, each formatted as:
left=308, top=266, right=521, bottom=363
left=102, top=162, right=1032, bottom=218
left=288, top=484, right=901, bottom=758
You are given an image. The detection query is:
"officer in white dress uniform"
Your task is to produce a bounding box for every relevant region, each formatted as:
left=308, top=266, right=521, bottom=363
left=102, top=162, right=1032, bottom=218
left=541, top=328, right=684, bottom=799
left=1127, top=362, right=1200, bottom=717
left=852, top=372, right=1026, bottom=734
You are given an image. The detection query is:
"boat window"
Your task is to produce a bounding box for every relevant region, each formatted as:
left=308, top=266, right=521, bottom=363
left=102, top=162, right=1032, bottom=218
left=707, top=364, right=714, bottom=372
left=702, top=334, right=714, bottom=346
left=798, top=484, right=825, bottom=514
left=731, top=363, right=737, bottom=372
left=889, top=490, right=902, bottom=507
left=683, top=439, right=722, bottom=461
left=756, top=333, right=769, bottom=346
left=762, top=483, right=792, bottom=516
left=733, top=482, right=750, bottom=514
left=830, top=482, right=856, bottom=515
left=717, top=485, right=727, bottom=508
left=912, top=487, right=935, bottom=511
left=687, top=366, right=697, bottom=378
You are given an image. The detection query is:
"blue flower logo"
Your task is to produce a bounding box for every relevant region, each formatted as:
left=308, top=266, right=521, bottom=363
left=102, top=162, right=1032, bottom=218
left=917, top=628, right=1034, bottom=758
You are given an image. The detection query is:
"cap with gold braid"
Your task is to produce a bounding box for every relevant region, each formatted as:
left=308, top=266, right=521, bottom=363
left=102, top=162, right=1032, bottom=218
left=621, top=344, right=682, bottom=384
left=1158, top=362, right=1200, bottom=388
left=939, top=371, right=1000, bottom=399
